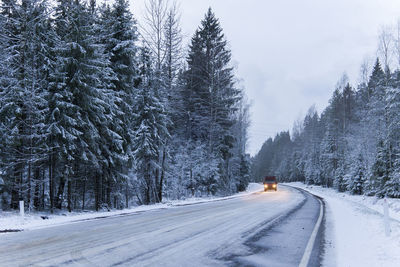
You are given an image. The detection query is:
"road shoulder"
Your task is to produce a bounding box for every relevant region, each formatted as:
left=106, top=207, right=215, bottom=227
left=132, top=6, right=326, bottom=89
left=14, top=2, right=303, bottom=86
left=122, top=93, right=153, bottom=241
left=287, top=182, right=400, bottom=267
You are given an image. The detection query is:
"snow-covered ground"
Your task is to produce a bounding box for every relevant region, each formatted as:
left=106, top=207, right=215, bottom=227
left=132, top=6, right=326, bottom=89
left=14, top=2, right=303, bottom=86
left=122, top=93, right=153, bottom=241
left=286, top=182, right=400, bottom=267
left=0, top=183, right=263, bottom=232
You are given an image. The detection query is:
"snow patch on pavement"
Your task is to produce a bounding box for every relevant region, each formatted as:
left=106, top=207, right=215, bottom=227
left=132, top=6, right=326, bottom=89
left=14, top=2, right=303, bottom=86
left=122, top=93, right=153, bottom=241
left=0, top=183, right=263, bottom=232
left=286, top=182, right=400, bottom=267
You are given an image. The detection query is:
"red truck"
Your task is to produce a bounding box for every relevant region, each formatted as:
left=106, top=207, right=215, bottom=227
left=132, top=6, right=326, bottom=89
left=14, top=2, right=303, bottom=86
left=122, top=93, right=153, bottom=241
left=263, top=176, right=277, bottom=191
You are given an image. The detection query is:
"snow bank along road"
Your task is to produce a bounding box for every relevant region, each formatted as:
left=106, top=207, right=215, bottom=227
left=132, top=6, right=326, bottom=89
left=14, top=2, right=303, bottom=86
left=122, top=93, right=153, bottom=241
left=0, top=185, right=324, bottom=266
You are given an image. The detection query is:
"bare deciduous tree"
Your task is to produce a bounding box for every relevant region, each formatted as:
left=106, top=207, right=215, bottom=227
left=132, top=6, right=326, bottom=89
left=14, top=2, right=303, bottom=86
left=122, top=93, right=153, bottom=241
left=394, top=19, right=400, bottom=68
left=377, top=25, right=394, bottom=70
left=141, top=0, right=169, bottom=70
left=359, top=56, right=371, bottom=86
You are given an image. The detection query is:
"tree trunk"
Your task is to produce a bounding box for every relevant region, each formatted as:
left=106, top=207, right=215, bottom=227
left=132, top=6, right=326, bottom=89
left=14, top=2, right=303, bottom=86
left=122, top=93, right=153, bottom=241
left=41, top=168, right=45, bottom=210
left=73, top=179, right=77, bottom=209
left=155, top=167, right=160, bottom=203
left=107, top=179, right=111, bottom=208
left=95, top=174, right=99, bottom=211
left=55, top=175, right=65, bottom=210
left=49, top=154, right=54, bottom=213
left=82, top=178, right=86, bottom=210
left=33, top=167, right=40, bottom=210
left=159, top=148, right=166, bottom=202
left=27, top=161, right=31, bottom=210
left=101, top=174, right=106, bottom=207
left=190, top=168, right=194, bottom=197
left=11, top=167, right=22, bottom=210
left=100, top=174, right=103, bottom=208
left=67, top=177, right=72, bottom=212
left=125, top=181, right=129, bottom=208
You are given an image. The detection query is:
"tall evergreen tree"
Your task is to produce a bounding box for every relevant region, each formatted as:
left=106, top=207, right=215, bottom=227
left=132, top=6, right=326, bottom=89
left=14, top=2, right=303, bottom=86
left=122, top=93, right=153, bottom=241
left=50, top=0, right=116, bottom=211
left=183, top=8, right=240, bottom=193
left=0, top=0, right=52, bottom=210
left=97, top=0, right=138, bottom=208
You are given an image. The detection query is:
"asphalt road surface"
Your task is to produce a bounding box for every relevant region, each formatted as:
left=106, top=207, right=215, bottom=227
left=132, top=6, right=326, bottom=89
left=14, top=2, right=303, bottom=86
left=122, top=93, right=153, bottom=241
left=0, top=185, right=324, bottom=267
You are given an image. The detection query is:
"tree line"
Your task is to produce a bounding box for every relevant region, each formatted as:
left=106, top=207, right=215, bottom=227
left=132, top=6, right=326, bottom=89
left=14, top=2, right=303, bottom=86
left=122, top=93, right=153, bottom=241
left=0, top=0, right=250, bottom=212
left=252, top=29, right=400, bottom=198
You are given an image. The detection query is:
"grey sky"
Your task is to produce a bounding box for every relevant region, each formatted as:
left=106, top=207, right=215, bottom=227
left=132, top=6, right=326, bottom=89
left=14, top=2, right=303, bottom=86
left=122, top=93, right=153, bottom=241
left=130, top=0, right=400, bottom=156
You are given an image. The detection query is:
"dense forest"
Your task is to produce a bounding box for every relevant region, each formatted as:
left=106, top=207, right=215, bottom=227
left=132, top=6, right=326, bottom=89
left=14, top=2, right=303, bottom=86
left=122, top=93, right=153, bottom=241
left=252, top=53, right=400, bottom=197
left=0, top=0, right=250, bottom=212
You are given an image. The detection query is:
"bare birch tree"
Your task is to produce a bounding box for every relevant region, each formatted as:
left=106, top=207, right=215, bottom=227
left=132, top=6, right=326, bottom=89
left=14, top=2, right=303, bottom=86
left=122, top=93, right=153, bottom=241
left=377, top=25, right=394, bottom=71
left=141, top=0, right=169, bottom=70
left=394, top=19, right=400, bottom=68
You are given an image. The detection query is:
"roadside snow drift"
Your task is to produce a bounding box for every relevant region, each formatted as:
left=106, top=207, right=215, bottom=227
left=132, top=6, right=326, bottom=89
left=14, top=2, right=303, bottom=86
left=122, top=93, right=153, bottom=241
left=287, top=182, right=400, bottom=267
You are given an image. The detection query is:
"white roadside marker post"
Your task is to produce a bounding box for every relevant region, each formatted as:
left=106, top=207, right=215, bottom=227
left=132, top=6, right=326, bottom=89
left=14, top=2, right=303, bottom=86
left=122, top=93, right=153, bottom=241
left=384, top=198, right=390, bottom=237
left=19, top=199, right=24, bottom=217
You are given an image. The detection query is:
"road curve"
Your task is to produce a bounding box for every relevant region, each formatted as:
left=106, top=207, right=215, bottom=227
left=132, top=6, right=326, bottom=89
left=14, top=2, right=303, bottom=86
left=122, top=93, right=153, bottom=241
left=227, top=186, right=324, bottom=267
left=0, top=185, right=324, bottom=267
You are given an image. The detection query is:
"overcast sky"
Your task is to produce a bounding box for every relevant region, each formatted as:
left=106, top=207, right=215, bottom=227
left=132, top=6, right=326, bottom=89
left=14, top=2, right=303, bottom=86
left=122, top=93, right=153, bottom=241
left=129, top=0, right=400, bottom=156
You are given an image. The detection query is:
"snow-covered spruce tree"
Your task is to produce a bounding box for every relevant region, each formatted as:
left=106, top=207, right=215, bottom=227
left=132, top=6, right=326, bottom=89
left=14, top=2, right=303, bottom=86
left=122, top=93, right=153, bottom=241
left=320, top=88, right=343, bottom=188
left=368, top=139, right=391, bottom=197
left=132, top=46, right=169, bottom=204
left=333, top=159, right=346, bottom=192
left=382, top=70, right=400, bottom=198
left=384, top=154, right=400, bottom=198
left=361, top=59, right=392, bottom=196
left=0, top=0, right=52, bottom=210
left=353, top=60, right=385, bottom=185
left=88, top=0, right=139, bottom=210
left=50, top=0, right=116, bottom=211
left=106, top=0, right=138, bottom=163
left=346, top=152, right=366, bottom=195
left=183, top=8, right=241, bottom=194
left=86, top=0, right=129, bottom=210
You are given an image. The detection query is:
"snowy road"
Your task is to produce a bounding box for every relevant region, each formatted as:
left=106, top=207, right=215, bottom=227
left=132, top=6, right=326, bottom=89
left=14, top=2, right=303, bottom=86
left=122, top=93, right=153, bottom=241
left=0, top=185, right=324, bottom=266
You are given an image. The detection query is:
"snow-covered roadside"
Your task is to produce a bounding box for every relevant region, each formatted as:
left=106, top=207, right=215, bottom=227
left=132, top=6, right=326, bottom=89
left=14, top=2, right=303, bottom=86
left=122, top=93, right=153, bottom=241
left=0, top=183, right=263, bottom=232
left=285, top=182, right=400, bottom=267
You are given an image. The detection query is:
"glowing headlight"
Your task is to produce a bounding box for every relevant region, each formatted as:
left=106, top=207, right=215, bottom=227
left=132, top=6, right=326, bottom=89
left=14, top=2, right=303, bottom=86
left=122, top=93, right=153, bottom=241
left=273, top=184, right=276, bottom=188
